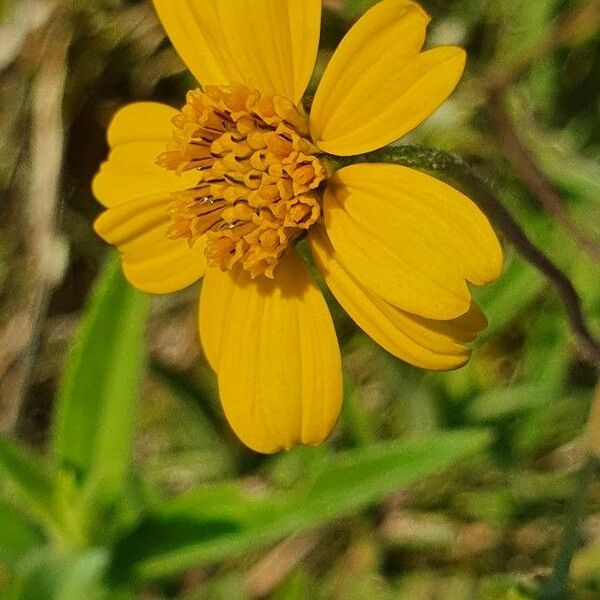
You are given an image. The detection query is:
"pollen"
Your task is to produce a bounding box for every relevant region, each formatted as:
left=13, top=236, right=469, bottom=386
left=157, top=84, right=326, bottom=279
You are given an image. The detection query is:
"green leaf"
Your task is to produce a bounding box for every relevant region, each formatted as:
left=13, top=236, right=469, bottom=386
left=473, top=253, right=544, bottom=341
left=111, top=429, right=490, bottom=581
left=52, top=253, right=149, bottom=509
left=0, top=500, right=44, bottom=565
left=0, top=436, right=58, bottom=529
left=508, top=94, right=600, bottom=205
left=53, top=550, right=110, bottom=600
left=467, top=382, right=546, bottom=422
left=3, top=548, right=109, bottom=600
left=271, top=569, right=312, bottom=600
left=494, top=0, right=561, bottom=66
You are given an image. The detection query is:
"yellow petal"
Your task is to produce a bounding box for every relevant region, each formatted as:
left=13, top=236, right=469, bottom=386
left=199, top=266, right=237, bottom=371
left=152, top=0, right=321, bottom=104
left=310, top=0, right=465, bottom=156
left=219, top=0, right=321, bottom=103
left=92, top=103, right=198, bottom=207
left=94, top=194, right=206, bottom=294
left=310, top=226, right=487, bottom=370
left=287, top=1, right=322, bottom=103
left=312, top=0, right=428, bottom=131
left=152, top=0, right=238, bottom=87
left=206, top=253, right=342, bottom=454
left=106, top=102, right=176, bottom=147
left=323, top=164, right=503, bottom=320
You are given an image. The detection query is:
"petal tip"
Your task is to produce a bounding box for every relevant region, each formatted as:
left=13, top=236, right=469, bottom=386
left=92, top=211, right=109, bottom=240
left=91, top=170, right=103, bottom=204
left=106, top=101, right=177, bottom=148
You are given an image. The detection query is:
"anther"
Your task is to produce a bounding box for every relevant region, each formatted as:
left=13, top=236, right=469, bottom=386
left=161, top=84, right=326, bottom=278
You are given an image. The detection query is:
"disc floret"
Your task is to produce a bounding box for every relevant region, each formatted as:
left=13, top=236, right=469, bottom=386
left=158, top=84, right=326, bottom=278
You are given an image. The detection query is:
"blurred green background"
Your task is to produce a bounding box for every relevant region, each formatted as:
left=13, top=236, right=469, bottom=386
left=0, top=0, right=599, bottom=598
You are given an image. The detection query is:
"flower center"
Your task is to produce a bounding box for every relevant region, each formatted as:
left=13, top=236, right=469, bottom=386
left=157, top=84, right=326, bottom=279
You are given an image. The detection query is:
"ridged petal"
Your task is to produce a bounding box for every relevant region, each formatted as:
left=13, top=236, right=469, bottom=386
left=323, top=164, right=503, bottom=320
left=287, top=1, right=322, bottom=102
left=199, top=266, right=237, bottom=371
left=106, top=102, right=176, bottom=147
left=202, top=254, right=342, bottom=454
left=152, top=0, right=237, bottom=87
left=310, top=226, right=487, bottom=370
left=92, top=103, right=198, bottom=208
left=310, top=0, right=465, bottom=156
left=94, top=194, right=206, bottom=294
left=152, top=0, right=321, bottom=103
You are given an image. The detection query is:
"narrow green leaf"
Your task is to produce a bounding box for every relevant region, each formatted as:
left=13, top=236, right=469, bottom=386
left=473, top=254, right=544, bottom=341
left=291, top=430, right=490, bottom=522
left=52, top=253, right=149, bottom=506
left=509, top=95, right=600, bottom=204
left=467, top=382, right=546, bottom=422
left=0, top=436, right=57, bottom=528
left=4, top=548, right=108, bottom=600
left=271, top=569, right=312, bottom=600
left=111, top=429, right=490, bottom=581
left=53, top=550, right=109, bottom=600
left=0, top=500, right=44, bottom=565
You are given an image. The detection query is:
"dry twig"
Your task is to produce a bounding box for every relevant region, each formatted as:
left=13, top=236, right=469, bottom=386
left=245, top=533, right=320, bottom=598
left=0, top=10, right=70, bottom=434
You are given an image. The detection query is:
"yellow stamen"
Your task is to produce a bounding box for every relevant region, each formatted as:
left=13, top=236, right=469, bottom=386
left=158, top=84, right=327, bottom=278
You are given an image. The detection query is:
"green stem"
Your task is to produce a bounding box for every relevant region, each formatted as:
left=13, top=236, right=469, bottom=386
left=538, top=458, right=597, bottom=600
left=327, top=145, right=600, bottom=367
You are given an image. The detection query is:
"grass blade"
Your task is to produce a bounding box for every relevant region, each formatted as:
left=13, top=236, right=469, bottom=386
left=52, top=253, right=149, bottom=509
left=111, top=429, right=490, bottom=581
left=0, top=500, right=44, bottom=565
left=0, top=436, right=58, bottom=529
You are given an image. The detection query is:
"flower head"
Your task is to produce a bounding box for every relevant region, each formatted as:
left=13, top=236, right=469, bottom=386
left=158, top=84, right=326, bottom=278
left=93, top=0, right=503, bottom=453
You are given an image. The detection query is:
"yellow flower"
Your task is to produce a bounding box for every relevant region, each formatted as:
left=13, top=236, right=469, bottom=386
left=93, top=0, right=503, bottom=453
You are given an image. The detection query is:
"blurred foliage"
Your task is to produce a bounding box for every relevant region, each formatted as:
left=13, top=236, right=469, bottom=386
left=0, top=255, right=491, bottom=598
left=0, top=0, right=599, bottom=599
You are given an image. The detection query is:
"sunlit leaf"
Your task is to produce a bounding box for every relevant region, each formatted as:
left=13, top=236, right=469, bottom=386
left=3, top=548, right=109, bottom=600
left=0, top=500, right=44, bottom=565
left=473, top=253, right=544, bottom=341
left=111, top=429, right=490, bottom=581
left=52, top=253, right=149, bottom=519
left=0, top=436, right=57, bottom=529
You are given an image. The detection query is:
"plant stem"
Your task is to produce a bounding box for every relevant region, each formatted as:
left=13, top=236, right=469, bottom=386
left=538, top=458, right=597, bottom=600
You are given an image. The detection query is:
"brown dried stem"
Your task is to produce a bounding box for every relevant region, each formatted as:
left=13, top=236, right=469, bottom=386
left=0, top=11, right=70, bottom=434
left=245, top=532, right=320, bottom=598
